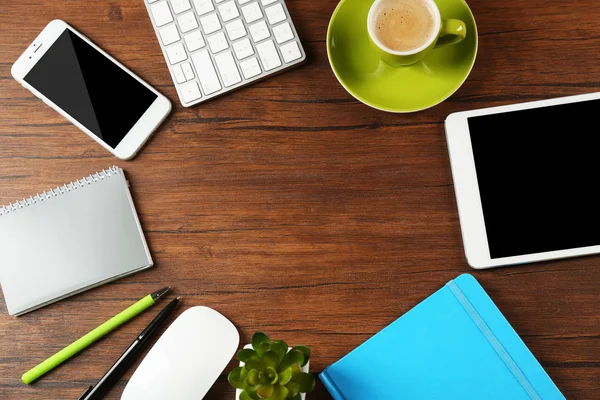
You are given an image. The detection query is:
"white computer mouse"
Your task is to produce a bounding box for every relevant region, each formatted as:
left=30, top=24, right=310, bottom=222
left=121, top=306, right=239, bottom=400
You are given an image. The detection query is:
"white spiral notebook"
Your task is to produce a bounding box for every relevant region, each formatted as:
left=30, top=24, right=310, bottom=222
left=0, top=166, right=153, bottom=316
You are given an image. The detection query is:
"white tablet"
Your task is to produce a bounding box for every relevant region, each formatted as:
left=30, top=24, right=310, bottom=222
left=445, top=91, right=600, bottom=269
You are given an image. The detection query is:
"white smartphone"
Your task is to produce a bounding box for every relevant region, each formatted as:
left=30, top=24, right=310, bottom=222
left=11, top=20, right=171, bottom=160
left=445, top=91, right=600, bottom=269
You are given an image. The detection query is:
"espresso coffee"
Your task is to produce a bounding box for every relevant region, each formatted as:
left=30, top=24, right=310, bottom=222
left=373, top=0, right=437, bottom=53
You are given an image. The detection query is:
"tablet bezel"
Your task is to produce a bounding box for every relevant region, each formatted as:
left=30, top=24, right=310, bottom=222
left=444, top=91, right=600, bottom=269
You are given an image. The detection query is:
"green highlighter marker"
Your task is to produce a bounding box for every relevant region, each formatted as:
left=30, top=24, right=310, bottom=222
left=22, top=286, right=171, bottom=384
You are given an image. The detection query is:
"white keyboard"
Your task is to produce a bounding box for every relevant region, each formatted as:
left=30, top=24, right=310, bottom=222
left=143, top=0, right=306, bottom=107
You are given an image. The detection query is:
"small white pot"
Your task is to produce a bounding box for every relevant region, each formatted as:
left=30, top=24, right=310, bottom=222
left=235, top=344, right=310, bottom=400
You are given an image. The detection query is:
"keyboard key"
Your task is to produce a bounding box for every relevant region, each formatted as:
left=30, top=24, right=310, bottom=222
left=177, top=11, right=198, bottom=32
left=240, top=57, right=261, bottom=79
left=249, top=20, right=269, bottom=42
left=260, top=0, right=278, bottom=5
left=233, top=37, right=254, bottom=59
left=172, top=64, right=186, bottom=83
left=200, top=13, right=221, bottom=34
left=241, top=2, right=262, bottom=23
left=182, top=61, right=195, bottom=80
left=208, top=31, right=229, bottom=53
left=238, top=0, right=252, bottom=4
left=184, top=30, right=205, bottom=51
left=226, top=19, right=247, bottom=41
left=151, top=1, right=174, bottom=27
left=180, top=81, right=202, bottom=103
left=215, top=0, right=227, bottom=2
left=148, top=0, right=160, bottom=3
left=280, top=40, right=301, bottom=63
left=214, top=51, right=242, bottom=87
left=191, top=50, right=222, bottom=94
left=193, top=0, right=214, bottom=16
left=272, top=21, right=293, bottom=44
left=170, top=0, right=191, bottom=14
left=265, top=3, right=285, bottom=25
left=166, top=42, right=188, bottom=64
left=159, top=24, right=181, bottom=45
left=256, top=39, right=281, bottom=71
left=218, top=1, right=240, bottom=22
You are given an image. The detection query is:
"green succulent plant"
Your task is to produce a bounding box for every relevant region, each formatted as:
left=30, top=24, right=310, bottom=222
left=228, top=332, right=315, bottom=400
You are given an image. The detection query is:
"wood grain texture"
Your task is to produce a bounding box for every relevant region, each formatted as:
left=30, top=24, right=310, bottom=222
left=1, top=0, right=599, bottom=399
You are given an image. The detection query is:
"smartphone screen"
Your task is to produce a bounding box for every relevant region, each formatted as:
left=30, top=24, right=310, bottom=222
left=467, top=99, right=600, bottom=259
left=23, top=28, right=157, bottom=149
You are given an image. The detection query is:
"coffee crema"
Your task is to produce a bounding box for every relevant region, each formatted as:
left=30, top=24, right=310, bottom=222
left=373, top=0, right=437, bottom=53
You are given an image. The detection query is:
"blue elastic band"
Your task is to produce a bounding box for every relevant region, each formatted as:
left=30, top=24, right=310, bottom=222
left=448, top=281, right=541, bottom=400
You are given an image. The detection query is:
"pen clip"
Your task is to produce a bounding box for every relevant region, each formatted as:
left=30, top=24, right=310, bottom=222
left=78, top=385, right=93, bottom=400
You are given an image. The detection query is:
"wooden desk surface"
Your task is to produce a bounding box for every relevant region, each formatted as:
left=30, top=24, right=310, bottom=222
left=1, top=0, right=599, bottom=398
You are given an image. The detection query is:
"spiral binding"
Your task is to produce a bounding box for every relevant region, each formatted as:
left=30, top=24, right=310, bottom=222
left=0, top=166, right=120, bottom=217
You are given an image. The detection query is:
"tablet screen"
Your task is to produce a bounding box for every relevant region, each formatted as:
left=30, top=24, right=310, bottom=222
left=468, top=99, right=600, bottom=259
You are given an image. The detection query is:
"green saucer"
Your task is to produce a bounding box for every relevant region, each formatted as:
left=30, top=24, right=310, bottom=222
left=327, top=0, right=478, bottom=113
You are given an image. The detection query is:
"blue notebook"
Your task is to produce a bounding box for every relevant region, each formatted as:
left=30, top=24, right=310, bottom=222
left=320, top=274, right=565, bottom=400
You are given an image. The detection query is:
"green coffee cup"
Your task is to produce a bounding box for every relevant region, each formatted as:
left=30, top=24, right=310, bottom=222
left=367, top=0, right=467, bottom=67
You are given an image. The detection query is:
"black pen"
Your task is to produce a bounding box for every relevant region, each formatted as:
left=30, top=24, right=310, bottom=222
left=78, top=296, right=181, bottom=400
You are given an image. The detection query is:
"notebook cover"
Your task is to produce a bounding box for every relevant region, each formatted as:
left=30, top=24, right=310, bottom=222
left=319, top=274, right=565, bottom=400
left=0, top=167, right=152, bottom=316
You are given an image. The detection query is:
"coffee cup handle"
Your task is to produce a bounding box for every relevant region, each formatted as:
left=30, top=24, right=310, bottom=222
left=435, top=19, right=467, bottom=48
